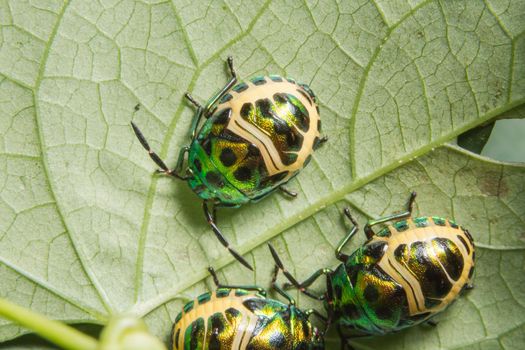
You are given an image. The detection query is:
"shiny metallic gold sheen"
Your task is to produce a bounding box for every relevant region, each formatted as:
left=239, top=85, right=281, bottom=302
left=172, top=290, right=322, bottom=349
left=377, top=217, right=475, bottom=316
left=218, top=77, right=320, bottom=180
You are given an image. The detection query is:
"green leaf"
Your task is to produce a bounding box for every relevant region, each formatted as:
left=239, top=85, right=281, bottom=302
left=1, top=1, right=524, bottom=349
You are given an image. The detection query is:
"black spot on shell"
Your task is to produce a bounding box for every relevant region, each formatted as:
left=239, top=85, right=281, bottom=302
left=423, top=264, right=452, bottom=298
left=234, top=166, right=252, bottom=182
left=273, top=93, right=286, bottom=105
left=209, top=330, right=220, bottom=350
left=189, top=318, right=204, bottom=349
left=225, top=307, right=240, bottom=319
left=206, top=171, right=224, bottom=188
left=375, top=306, right=393, bottom=320
left=247, top=144, right=260, bottom=157
left=214, top=108, right=231, bottom=124
left=282, top=152, right=297, bottom=166
left=434, top=237, right=464, bottom=281
left=302, top=319, right=310, bottom=337
left=394, top=244, right=407, bottom=261
left=256, top=98, right=272, bottom=117
left=364, top=241, right=387, bottom=261
left=274, top=119, right=291, bottom=134
left=240, top=103, right=253, bottom=119
left=210, top=313, right=226, bottom=333
left=219, top=148, right=237, bottom=167
left=343, top=303, right=361, bottom=320
left=243, top=298, right=268, bottom=312
left=364, top=285, right=379, bottom=303
left=269, top=75, right=283, bottom=82
left=193, top=158, right=202, bottom=173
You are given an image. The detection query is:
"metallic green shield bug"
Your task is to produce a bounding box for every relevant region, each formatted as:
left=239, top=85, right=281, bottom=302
left=172, top=267, right=325, bottom=350
left=132, top=57, right=326, bottom=270
left=270, top=192, right=475, bottom=347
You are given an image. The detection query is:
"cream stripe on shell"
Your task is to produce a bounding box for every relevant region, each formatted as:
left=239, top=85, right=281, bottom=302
left=375, top=219, right=474, bottom=316
left=173, top=292, right=261, bottom=350
left=217, top=77, right=320, bottom=179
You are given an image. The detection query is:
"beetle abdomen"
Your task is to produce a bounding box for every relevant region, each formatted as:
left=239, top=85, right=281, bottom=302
left=335, top=216, right=475, bottom=334
left=172, top=289, right=262, bottom=350
left=211, top=77, right=320, bottom=189
left=377, top=217, right=475, bottom=317
left=172, top=288, right=322, bottom=349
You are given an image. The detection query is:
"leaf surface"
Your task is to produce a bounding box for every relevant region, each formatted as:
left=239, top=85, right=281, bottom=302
left=0, top=0, right=524, bottom=349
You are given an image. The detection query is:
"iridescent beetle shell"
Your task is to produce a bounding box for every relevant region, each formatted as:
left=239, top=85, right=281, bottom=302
left=270, top=193, right=476, bottom=340
left=329, top=216, right=475, bottom=334
left=131, top=57, right=326, bottom=271
left=172, top=288, right=324, bottom=350
left=188, top=75, right=322, bottom=204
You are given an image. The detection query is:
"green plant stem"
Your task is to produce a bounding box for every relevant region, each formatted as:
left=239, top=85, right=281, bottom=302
left=0, top=298, right=98, bottom=350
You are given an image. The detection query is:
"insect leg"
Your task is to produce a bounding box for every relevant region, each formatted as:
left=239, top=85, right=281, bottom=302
left=131, top=122, right=188, bottom=180
left=268, top=244, right=330, bottom=301
left=203, top=201, right=253, bottom=271
left=364, top=191, right=417, bottom=239
left=314, top=135, right=329, bottom=150
left=279, top=186, right=298, bottom=198
left=203, top=56, right=238, bottom=113
left=208, top=267, right=265, bottom=295
left=335, top=209, right=360, bottom=262
left=184, top=93, right=205, bottom=140
left=270, top=266, right=296, bottom=305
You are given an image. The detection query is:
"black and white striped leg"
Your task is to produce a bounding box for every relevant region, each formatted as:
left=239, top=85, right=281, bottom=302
left=208, top=267, right=264, bottom=294
left=131, top=122, right=187, bottom=180
left=279, top=186, right=298, bottom=198
left=203, top=201, right=253, bottom=271
left=268, top=244, right=327, bottom=301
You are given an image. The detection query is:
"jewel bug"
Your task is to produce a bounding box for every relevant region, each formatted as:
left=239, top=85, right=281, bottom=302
left=172, top=267, right=325, bottom=349
left=270, top=192, right=475, bottom=347
left=132, top=57, right=326, bottom=270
